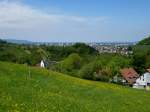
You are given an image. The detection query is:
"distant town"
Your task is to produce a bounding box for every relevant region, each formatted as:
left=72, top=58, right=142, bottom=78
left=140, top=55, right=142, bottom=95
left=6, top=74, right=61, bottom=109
left=5, top=39, right=136, bottom=56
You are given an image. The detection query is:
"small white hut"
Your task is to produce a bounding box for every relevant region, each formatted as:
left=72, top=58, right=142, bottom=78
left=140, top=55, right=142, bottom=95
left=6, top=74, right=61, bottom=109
left=40, top=60, right=45, bottom=68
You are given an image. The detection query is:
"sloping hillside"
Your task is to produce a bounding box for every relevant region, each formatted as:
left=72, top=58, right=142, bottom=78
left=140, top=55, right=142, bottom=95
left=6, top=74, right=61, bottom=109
left=0, top=61, right=150, bottom=112
left=137, top=36, right=150, bottom=45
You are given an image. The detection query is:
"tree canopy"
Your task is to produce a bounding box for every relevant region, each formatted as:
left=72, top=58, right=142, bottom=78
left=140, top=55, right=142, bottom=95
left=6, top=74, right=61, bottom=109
left=137, top=36, right=150, bottom=45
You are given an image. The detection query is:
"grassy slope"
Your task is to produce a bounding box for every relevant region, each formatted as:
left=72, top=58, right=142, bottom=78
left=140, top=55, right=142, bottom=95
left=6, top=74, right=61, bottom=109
left=0, top=62, right=150, bottom=112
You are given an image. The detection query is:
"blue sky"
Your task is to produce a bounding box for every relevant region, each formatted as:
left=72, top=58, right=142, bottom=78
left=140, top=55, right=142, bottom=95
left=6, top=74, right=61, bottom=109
left=23, top=0, right=150, bottom=16
left=0, top=0, right=150, bottom=42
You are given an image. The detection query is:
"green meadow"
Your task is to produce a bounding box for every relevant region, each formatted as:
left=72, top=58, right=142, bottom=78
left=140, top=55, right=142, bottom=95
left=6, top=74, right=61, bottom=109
left=0, top=61, right=150, bottom=112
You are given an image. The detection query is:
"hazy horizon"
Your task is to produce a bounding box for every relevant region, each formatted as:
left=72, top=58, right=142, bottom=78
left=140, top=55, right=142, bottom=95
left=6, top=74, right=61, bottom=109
left=0, top=0, right=150, bottom=42
left=2, top=38, right=139, bottom=43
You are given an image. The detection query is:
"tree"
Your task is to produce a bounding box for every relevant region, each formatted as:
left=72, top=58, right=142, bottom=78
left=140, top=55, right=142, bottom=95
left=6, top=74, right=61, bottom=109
left=137, top=36, right=150, bottom=45
left=79, top=60, right=110, bottom=81
left=132, top=45, right=150, bottom=73
left=55, top=53, right=83, bottom=76
left=106, top=56, right=131, bottom=77
left=78, top=62, right=94, bottom=79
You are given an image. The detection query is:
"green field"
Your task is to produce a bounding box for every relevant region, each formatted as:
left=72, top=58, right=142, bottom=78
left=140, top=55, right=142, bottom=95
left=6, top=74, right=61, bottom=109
left=0, top=61, right=150, bottom=112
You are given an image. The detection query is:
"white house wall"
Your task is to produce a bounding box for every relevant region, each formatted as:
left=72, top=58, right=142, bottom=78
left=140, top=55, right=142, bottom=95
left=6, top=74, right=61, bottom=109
left=135, top=72, right=150, bottom=86
left=144, top=72, right=150, bottom=83
left=40, top=60, right=45, bottom=68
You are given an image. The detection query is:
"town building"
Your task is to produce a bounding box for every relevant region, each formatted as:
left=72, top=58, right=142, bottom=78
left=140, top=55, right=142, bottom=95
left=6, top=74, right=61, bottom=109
left=133, top=69, right=150, bottom=90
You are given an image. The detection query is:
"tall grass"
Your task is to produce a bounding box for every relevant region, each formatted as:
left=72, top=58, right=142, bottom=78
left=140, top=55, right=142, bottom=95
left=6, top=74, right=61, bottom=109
left=0, top=61, right=150, bottom=112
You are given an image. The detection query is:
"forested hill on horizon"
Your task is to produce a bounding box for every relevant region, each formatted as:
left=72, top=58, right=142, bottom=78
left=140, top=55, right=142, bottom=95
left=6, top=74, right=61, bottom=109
left=137, top=37, right=150, bottom=45
left=0, top=36, right=150, bottom=80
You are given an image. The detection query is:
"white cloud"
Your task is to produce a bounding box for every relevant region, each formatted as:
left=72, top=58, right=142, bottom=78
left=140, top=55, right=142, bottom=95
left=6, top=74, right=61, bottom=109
left=0, top=0, right=109, bottom=42
left=0, top=1, right=61, bottom=27
left=0, top=1, right=104, bottom=27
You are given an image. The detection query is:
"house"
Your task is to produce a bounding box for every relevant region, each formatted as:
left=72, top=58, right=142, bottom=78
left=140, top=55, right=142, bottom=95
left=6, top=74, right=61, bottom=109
left=38, top=59, right=49, bottom=68
left=36, top=60, right=49, bottom=68
left=112, top=75, right=126, bottom=84
left=40, top=60, right=45, bottom=68
left=133, top=69, right=150, bottom=90
left=120, top=68, right=139, bottom=85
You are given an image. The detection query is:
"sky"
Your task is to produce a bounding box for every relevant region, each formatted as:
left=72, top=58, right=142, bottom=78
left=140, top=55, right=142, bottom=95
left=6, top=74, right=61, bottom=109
left=0, top=0, right=150, bottom=42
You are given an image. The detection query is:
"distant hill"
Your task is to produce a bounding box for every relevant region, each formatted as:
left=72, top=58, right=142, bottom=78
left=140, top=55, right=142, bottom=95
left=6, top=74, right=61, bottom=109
left=137, top=37, right=150, bottom=45
left=0, top=39, right=7, bottom=44
left=5, top=39, right=33, bottom=44
left=0, top=41, right=98, bottom=66
left=0, top=61, right=150, bottom=112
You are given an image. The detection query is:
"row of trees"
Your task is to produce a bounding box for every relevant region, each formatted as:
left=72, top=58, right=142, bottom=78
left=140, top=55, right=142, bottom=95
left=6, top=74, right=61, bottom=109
left=0, top=43, right=43, bottom=65
left=0, top=36, right=150, bottom=83
left=0, top=40, right=98, bottom=66
left=52, top=36, right=150, bottom=81
left=1, top=40, right=130, bottom=82
left=53, top=53, right=131, bottom=81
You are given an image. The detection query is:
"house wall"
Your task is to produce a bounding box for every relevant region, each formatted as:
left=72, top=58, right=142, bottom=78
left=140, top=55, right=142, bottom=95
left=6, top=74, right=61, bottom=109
left=135, top=72, right=150, bottom=86
left=136, top=76, right=146, bottom=86
left=144, top=72, right=150, bottom=83
left=40, top=60, right=45, bottom=68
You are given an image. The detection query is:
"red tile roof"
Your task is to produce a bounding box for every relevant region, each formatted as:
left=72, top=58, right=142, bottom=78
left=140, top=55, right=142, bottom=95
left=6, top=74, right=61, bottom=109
left=120, top=68, right=139, bottom=84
